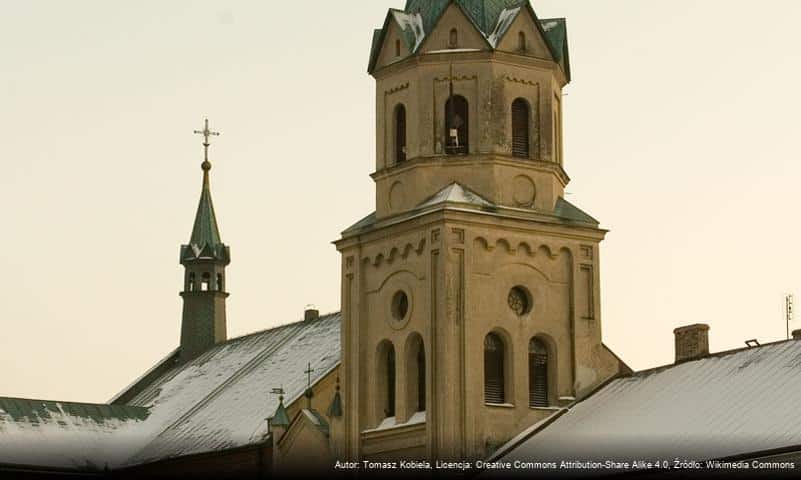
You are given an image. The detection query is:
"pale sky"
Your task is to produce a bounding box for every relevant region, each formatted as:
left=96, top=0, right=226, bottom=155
left=1, top=0, right=800, bottom=403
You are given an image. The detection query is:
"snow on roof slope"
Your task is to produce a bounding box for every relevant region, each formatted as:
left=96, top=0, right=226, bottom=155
left=416, top=182, right=494, bottom=209
left=494, top=339, right=801, bottom=469
left=126, top=313, right=341, bottom=465
left=0, top=313, right=342, bottom=470
left=0, top=399, right=148, bottom=470
left=487, top=7, right=521, bottom=47
left=391, top=10, right=426, bottom=52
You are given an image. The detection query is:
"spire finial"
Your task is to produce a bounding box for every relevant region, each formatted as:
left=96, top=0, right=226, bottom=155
left=193, top=118, right=220, bottom=180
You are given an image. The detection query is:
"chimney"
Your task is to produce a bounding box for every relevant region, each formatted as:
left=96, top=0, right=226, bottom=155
left=674, top=324, right=710, bottom=363
left=304, top=307, right=319, bottom=322
left=793, top=329, right=801, bottom=340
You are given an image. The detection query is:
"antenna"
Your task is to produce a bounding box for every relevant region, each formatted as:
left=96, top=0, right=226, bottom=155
left=786, top=294, right=794, bottom=340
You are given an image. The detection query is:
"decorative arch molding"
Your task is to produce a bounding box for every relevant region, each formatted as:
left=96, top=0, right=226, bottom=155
left=362, top=237, right=427, bottom=267
left=504, top=75, right=538, bottom=86
left=473, top=236, right=560, bottom=259
left=497, top=261, right=551, bottom=282
left=371, top=268, right=420, bottom=294
left=384, top=82, right=410, bottom=95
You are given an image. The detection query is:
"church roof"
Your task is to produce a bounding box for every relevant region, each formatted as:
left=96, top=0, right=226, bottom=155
left=181, top=162, right=229, bottom=263
left=0, top=313, right=342, bottom=471
left=368, top=1, right=570, bottom=78
left=491, top=338, right=801, bottom=470
left=343, top=183, right=599, bottom=235
left=0, top=398, right=149, bottom=471
left=123, top=312, right=341, bottom=466
left=189, top=178, right=222, bottom=249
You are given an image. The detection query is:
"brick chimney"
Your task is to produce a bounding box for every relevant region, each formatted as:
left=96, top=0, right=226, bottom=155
left=674, top=324, right=710, bottom=363
left=304, top=307, right=320, bottom=322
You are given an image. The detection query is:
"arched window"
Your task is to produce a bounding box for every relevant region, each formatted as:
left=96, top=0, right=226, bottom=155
left=529, top=338, right=549, bottom=408
left=394, top=104, right=407, bottom=164
left=188, top=273, right=196, bottom=292
left=449, top=28, right=458, bottom=48
left=518, top=31, right=526, bottom=51
left=406, top=334, right=426, bottom=414
left=484, top=333, right=506, bottom=404
left=395, top=39, right=401, bottom=57
left=377, top=342, right=396, bottom=420
left=417, top=346, right=426, bottom=411
left=445, top=95, right=469, bottom=155
left=386, top=345, right=396, bottom=417
left=201, top=272, right=210, bottom=292
left=216, top=273, right=224, bottom=292
left=512, top=98, right=530, bottom=158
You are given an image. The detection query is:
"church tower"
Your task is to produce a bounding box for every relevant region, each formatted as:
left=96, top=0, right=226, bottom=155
left=179, top=119, right=230, bottom=362
left=335, top=0, right=626, bottom=462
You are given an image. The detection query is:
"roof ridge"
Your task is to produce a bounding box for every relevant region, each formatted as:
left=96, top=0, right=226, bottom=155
left=630, top=337, right=800, bottom=378
left=0, top=396, right=148, bottom=410
left=217, top=311, right=342, bottom=347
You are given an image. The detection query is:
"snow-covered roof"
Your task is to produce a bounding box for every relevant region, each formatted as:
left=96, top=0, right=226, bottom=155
left=416, top=182, right=494, bottom=209
left=493, top=339, right=801, bottom=470
left=124, top=313, right=341, bottom=465
left=0, top=313, right=342, bottom=471
left=0, top=399, right=148, bottom=471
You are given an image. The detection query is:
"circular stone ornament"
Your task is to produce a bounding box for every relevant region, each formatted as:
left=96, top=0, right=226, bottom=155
left=508, top=286, right=532, bottom=316
left=512, top=175, right=536, bottom=207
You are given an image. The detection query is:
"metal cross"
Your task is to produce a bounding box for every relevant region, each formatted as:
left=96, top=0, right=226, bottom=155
left=304, top=363, right=315, bottom=388
left=193, top=118, right=220, bottom=162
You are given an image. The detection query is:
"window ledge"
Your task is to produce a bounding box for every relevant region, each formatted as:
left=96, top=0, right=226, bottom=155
left=485, top=402, right=515, bottom=409
left=529, top=406, right=562, bottom=412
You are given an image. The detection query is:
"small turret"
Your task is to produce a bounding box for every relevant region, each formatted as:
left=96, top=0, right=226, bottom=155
left=179, top=119, right=230, bottom=362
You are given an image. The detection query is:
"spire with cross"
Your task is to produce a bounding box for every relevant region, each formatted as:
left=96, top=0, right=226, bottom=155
left=194, top=118, right=220, bottom=169
left=178, top=117, right=230, bottom=363
left=304, top=362, right=315, bottom=408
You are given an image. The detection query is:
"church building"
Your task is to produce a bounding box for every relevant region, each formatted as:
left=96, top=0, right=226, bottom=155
left=3, top=1, right=800, bottom=479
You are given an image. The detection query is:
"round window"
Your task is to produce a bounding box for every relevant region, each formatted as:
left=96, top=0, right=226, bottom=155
left=392, top=290, right=409, bottom=321
left=508, top=286, right=532, bottom=316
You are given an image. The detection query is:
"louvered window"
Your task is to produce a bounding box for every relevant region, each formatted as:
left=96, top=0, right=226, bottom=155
left=445, top=95, right=469, bottom=155
left=529, top=339, right=549, bottom=408
left=395, top=104, right=406, bottom=164
left=386, top=345, right=396, bottom=417
left=512, top=98, right=530, bottom=158
left=417, top=347, right=426, bottom=411
left=484, top=333, right=505, bottom=404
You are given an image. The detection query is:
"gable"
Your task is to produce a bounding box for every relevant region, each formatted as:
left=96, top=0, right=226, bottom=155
left=275, top=410, right=332, bottom=470
left=374, top=14, right=415, bottom=72
left=419, top=2, right=491, bottom=53
left=494, top=7, right=553, bottom=61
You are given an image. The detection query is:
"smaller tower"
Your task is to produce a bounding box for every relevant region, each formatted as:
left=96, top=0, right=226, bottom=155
left=179, top=119, right=230, bottom=362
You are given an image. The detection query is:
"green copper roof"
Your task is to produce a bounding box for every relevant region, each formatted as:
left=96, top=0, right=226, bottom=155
left=0, top=397, right=149, bottom=424
left=182, top=164, right=229, bottom=264
left=405, top=0, right=525, bottom=35
left=368, top=1, right=570, bottom=80
left=271, top=399, right=290, bottom=428
left=190, top=169, right=222, bottom=248
left=327, top=391, right=343, bottom=418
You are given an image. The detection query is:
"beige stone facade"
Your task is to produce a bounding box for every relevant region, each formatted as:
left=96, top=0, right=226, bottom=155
left=329, top=2, right=628, bottom=463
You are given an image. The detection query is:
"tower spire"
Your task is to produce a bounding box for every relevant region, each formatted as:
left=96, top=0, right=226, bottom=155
left=190, top=119, right=223, bottom=249
left=179, top=118, right=230, bottom=362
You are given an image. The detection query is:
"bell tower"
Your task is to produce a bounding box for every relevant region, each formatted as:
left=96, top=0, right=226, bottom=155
left=179, top=119, right=230, bottom=362
left=336, top=0, right=627, bottom=462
